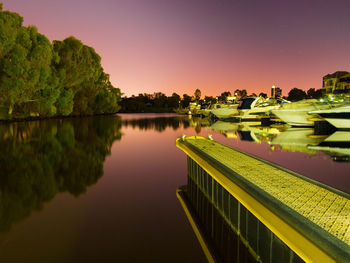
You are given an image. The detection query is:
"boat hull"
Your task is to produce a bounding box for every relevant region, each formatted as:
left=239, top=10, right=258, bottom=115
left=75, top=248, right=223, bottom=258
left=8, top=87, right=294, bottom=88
left=272, top=108, right=316, bottom=126
left=211, top=107, right=239, bottom=119
left=311, top=105, right=350, bottom=129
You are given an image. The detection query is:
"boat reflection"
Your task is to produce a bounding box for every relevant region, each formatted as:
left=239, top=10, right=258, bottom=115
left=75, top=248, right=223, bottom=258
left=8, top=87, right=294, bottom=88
left=270, top=128, right=327, bottom=154
left=185, top=116, right=350, bottom=162
left=120, top=114, right=350, bottom=162
left=209, top=121, right=284, bottom=144
left=308, top=131, right=350, bottom=162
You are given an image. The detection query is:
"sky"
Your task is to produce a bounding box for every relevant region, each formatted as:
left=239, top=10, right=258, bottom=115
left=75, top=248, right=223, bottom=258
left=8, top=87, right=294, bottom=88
left=2, top=0, right=350, bottom=97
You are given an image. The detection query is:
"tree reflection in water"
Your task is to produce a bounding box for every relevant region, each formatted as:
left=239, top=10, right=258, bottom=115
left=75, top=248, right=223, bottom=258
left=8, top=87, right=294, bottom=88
left=0, top=116, right=122, bottom=232
left=122, top=116, right=184, bottom=132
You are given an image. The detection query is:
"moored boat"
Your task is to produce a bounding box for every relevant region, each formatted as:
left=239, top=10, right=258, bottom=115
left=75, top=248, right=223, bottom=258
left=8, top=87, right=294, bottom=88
left=210, top=104, right=239, bottom=119
left=310, top=104, right=350, bottom=129
left=272, top=99, right=336, bottom=127
left=235, top=97, right=283, bottom=122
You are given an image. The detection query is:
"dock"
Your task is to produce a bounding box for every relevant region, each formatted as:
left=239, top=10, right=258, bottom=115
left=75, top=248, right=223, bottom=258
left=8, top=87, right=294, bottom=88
left=176, top=136, right=350, bottom=262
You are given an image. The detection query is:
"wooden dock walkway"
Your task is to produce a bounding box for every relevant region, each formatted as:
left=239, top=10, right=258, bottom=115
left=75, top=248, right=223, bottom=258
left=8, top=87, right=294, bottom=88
left=176, top=136, right=350, bottom=262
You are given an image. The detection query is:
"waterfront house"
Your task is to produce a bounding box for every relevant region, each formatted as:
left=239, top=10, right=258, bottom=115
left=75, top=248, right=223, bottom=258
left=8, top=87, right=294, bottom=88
left=322, top=71, right=350, bottom=95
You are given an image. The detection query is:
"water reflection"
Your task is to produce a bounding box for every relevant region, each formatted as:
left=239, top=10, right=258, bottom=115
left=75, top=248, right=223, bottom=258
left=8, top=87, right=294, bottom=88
left=177, top=179, right=258, bottom=263
left=0, top=116, right=122, bottom=232
left=186, top=117, right=350, bottom=163
left=122, top=115, right=184, bottom=131
left=120, top=115, right=350, bottom=163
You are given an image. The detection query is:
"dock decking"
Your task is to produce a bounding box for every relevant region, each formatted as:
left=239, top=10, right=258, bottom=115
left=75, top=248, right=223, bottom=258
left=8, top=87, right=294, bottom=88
left=176, top=136, right=350, bottom=262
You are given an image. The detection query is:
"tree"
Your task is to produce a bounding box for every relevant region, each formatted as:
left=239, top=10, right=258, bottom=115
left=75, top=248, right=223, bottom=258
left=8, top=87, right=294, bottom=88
left=259, top=92, right=267, bottom=98
left=53, top=37, right=121, bottom=115
left=233, top=89, right=248, bottom=99
left=218, top=91, right=231, bottom=102
left=307, top=88, right=323, bottom=99
left=0, top=9, right=58, bottom=117
left=194, top=89, right=201, bottom=101
left=0, top=6, right=121, bottom=119
left=168, top=93, right=181, bottom=108
left=181, top=94, right=192, bottom=108
left=287, top=88, right=307, bottom=101
left=204, top=96, right=216, bottom=104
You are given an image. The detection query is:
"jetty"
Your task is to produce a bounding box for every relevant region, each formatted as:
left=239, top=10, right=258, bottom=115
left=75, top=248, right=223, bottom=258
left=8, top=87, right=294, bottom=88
left=176, top=136, right=350, bottom=262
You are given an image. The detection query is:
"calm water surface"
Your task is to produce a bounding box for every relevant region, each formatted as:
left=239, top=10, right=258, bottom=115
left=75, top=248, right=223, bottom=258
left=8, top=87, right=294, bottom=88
left=0, top=113, right=349, bottom=262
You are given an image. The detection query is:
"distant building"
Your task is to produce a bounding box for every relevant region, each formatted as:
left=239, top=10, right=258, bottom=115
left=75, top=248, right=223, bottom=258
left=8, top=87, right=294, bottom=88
left=275, top=87, right=282, bottom=98
left=322, top=71, right=350, bottom=95
left=271, top=85, right=282, bottom=98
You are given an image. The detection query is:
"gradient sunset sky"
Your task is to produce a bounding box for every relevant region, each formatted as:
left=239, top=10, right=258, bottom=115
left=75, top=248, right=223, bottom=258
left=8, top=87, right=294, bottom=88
left=3, top=0, right=350, bottom=97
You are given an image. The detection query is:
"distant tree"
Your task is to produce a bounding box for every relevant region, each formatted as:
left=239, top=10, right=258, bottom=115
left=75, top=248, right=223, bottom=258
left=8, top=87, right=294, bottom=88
left=259, top=92, right=267, bottom=98
left=287, top=88, right=307, bottom=101
left=204, top=96, right=217, bottom=104
left=241, top=89, right=248, bottom=98
left=307, top=88, right=323, bottom=99
left=194, top=89, right=201, bottom=101
left=181, top=94, right=192, bottom=108
left=234, top=89, right=248, bottom=99
left=153, top=92, right=167, bottom=108
left=168, top=93, right=181, bottom=108
left=218, top=91, right=231, bottom=102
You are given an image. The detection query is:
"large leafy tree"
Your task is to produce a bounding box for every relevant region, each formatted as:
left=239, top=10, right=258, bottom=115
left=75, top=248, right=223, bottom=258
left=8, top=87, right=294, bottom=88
left=0, top=5, right=121, bottom=119
left=0, top=7, right=58, bottom=116
left=53, top=37, right=121, bottom=115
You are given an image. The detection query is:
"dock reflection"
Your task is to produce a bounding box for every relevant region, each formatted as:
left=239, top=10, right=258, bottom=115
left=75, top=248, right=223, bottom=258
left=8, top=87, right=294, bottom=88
left=177, top=178, right=257, bottom=263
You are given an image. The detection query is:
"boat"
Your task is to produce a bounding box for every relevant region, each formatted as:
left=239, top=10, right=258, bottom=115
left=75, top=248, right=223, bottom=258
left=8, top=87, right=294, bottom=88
left=210, top=104, right=239, bottom=119
left=271, top=99, right=337, bottom=127
left=310, top=104, right=350, bottom=129
left=235, top=97, right=284, bottom=122
left=197, top=103, right=231, bottom=117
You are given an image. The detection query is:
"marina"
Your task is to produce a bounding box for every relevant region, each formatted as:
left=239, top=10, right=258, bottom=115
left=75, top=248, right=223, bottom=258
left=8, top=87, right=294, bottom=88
left=2, top=1, right=350, bottom=261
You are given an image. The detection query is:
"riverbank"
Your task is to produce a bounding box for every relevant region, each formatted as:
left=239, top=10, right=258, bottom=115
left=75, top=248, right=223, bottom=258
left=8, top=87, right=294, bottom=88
left=0, top=112, right=121, bottom=123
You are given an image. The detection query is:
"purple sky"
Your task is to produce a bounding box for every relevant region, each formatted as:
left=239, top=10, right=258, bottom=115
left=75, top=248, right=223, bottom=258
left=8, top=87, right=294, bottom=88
left=3, top=0, right=350, bottom=97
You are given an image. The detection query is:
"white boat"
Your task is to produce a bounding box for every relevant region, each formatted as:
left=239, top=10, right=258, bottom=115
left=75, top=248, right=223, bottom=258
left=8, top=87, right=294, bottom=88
left=236, top=97, right=282, bottom=121
left=211, top=97, right=277, bottom=120
left=272, top=99, right=336, bottom=127
left=310, top=104, right=350, bottom=129
left=197, top=103, right=231, bottom=117
left=210, top=104, right=239, bottom=119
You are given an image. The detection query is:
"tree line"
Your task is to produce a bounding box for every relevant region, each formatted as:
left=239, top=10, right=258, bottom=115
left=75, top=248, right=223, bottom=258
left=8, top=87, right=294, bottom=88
left=0, top=4, right=121, bottom=120
left=120, top=87, right=324, bottom=113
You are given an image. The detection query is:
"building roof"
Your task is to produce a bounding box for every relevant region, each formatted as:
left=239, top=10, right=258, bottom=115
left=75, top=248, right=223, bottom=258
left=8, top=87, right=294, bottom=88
left=323, top=71, right=349, bottom=79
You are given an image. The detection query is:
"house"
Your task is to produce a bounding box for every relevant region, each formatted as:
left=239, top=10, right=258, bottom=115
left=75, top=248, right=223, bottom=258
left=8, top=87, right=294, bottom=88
left=322, top=71, right=350, bottom=95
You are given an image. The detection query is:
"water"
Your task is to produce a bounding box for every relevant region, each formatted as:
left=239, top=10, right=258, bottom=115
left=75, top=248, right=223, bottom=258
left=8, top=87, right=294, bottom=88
left=0, top=113, right=349, bottom=262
